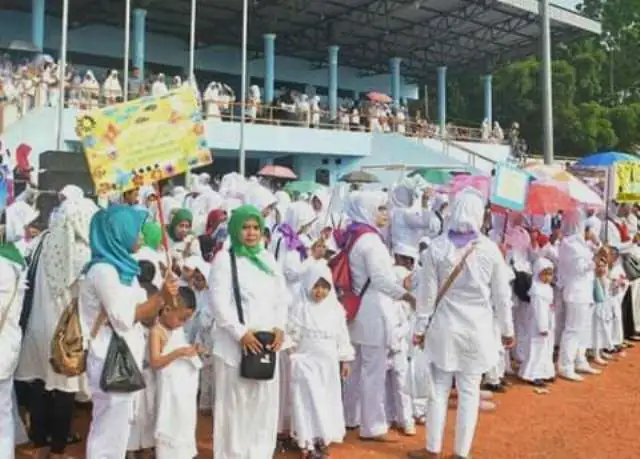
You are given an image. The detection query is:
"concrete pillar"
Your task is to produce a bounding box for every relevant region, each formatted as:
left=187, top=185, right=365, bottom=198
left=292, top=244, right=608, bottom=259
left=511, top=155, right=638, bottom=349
left=133, top=9, right=147, bottom=79
left=328, top=45, right=339, bottom=120
left=263, top=33, right=276, bottom=104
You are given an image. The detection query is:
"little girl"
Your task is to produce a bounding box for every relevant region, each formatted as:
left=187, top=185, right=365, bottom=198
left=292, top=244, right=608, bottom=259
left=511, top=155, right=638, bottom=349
left=519, top=257, right=556, bottom=387
left=288, top=262, right=354, bottom=458
left=150, top=286, right=202, bottom=459
left=127, top=261, right=160, bottom=459
left=608, top=246, right=629, bottom=355
left=592, top=249, right=614, bottom=365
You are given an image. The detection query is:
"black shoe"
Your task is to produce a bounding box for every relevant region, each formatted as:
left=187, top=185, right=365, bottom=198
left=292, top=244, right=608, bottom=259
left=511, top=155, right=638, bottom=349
left=543, top=377, right=556, bottom=383
left=529, top=379, right=547, bottom=387
left=482, top=383, right=506, bottom=393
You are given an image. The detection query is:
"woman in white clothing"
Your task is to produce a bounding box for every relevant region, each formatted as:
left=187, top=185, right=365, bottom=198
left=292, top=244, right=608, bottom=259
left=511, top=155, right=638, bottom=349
left=410, top=188, right=515, bottom=459
left=0, top=243, right=27, bottom=459
left=15, top=194, right=97, bottom=459
left=80, top=205, right=177, bottom=459
left=341, top=191, right=415, bottom=441
left=208, top=205, right=289, bottom=459
left=556, top=209, right=601, bottom=381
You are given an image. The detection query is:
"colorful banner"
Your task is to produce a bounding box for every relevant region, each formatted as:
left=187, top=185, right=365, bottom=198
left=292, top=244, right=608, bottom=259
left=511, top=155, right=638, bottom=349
left=76, top=86, right=212, bottom=193
left=613, top=161, right=640, bottom=203
left=490, top=163, right=530, bottom=212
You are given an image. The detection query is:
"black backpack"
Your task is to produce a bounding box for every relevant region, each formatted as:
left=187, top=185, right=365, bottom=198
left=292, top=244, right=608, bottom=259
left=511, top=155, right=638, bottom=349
left=511, top=266, right=533, bottom=303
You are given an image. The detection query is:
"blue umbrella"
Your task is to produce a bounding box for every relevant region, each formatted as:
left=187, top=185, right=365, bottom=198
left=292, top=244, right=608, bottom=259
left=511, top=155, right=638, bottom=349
left=576, top=151, right=639, bottom=167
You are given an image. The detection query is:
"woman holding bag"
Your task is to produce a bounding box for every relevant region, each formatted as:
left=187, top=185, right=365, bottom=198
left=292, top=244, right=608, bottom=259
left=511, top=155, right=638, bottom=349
left=79, top=205, right=178, bottom=459
left=208, top=204, right=288, bottom=459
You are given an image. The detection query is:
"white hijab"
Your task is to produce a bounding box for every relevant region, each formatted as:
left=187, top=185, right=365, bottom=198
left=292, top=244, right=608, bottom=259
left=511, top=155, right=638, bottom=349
left=447, top=187, right=485, bottom=233
left=346, top=190, right=387, bottom=228
left=528, top=257, right=554, bottom=303
left=284, top=201, right=317, bottom=234
left=59, top=184, right=84, bottom=203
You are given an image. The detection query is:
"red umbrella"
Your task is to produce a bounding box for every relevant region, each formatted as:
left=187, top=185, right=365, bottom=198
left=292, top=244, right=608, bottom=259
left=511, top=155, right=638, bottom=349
left=366, top=91, right=392, bottom=103
left=257, top=165, right=297, bottom=180
left=493, top=182, right=576, bottom=215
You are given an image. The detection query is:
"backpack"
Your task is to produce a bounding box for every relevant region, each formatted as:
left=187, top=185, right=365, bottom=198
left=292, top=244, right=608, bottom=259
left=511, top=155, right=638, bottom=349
left=512, top=269, right=533, bottom=303
left=50, top=297, right=106, bottom=377
left=327, top=225, right=377, bottom=321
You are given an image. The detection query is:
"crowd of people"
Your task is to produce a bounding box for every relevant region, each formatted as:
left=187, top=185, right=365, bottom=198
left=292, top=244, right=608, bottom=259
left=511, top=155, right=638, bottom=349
left=1, top=168, right=639, bottom=459
left=0, top=54, right=513, bottom=143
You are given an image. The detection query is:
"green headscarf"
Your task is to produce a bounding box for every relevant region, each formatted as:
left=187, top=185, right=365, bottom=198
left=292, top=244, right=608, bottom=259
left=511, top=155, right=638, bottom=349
left=228, top=205, right=273, bottom=275
left=0, top=242, right=26, bottom=268
left=142, top=222, right=163, bottom=250
left=167, top=208, right=193, bottom=242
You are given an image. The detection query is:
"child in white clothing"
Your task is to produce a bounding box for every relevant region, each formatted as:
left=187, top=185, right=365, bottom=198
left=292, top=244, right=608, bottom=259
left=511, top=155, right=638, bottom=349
left=150, top=286, right=202, bottom=459
left=592, top=250, right=614, bottom=365
left=126, top=261, right=160, bottom=459
left=519, top=258, right=556, bottom=387
left=288, top=262, right=354, bottom=458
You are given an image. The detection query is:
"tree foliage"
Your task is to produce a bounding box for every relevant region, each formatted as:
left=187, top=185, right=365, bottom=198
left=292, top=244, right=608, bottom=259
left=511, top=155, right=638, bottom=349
left=446, top=0, right=640, bottom=157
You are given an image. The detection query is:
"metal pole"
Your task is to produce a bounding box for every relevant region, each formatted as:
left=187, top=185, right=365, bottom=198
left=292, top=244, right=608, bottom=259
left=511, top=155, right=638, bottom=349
left=239, top=0, right=248, bottom=176
left=55, top=0, right=69, bottom=150
left=189, top=0, right=197, bottom=78
left=123, top=0, right=131, bottom=102
left=423, top=84, right=428, bottom=120
left=541, top=0, right=554, bottom=165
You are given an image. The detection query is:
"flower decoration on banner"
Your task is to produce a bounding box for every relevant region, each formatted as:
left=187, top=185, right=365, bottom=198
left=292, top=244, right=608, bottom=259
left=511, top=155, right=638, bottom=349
left=78, top=86, right=212, bottom=192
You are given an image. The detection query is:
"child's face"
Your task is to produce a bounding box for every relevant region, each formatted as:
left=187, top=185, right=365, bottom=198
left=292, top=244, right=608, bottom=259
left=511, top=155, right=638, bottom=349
left=538, top=268, right=554, bottom=284
left=310, top=278, right=331, bottom=303
left=192, top=270, right=207, bottom=291
left=160, top=307, right=193, bottom=330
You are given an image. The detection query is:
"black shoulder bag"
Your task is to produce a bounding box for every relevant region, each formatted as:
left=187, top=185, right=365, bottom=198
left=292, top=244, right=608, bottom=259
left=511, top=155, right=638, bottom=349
left=229, top=249, right=277, bottom=380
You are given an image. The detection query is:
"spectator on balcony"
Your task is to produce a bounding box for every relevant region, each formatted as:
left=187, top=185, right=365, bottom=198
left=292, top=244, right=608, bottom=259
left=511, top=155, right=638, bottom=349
left=350, top=107, right=361, bottom=131
left=219, top=83, right=235, bottom=121
left=203, top=82, right=221, bottom=120
left=481, top=118, right=491, bottom=141
left=396, top=106, right=407, bottom=135
left=80, top=70, right=100, bottom=110
left=339, top=106, right=349, bottom=130
left=18, top=66, right=37, bottom=115
left=128, top=66, right=144, bottom=100
left=310, top=95, right=321, bottom=128
left=297, top=93, right=310, bottom=127
left=492, top=121, right=504, bottom=142
left=248, top=84, right=261, bottom=121
left=151, top=73, right=169, bottom=97
left=171, top=75, right=182, bottom=91
left=102, top=69, right=122, bottom=105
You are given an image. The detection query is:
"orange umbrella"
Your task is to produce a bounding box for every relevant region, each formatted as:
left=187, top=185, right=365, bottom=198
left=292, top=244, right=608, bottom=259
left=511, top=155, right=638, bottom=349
left=493, top=181, right=576, bottom=215
left=366, top=91, right=392, bottom=103
left=257, top=165, right=297, bottom=180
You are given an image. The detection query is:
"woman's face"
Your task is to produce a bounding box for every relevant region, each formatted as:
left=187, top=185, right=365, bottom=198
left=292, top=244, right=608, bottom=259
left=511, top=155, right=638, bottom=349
left=241, top=218, right=262, bottom=248
left=192, top=270, right=207, bottom=291
left=310, top=279, right=331, bottom=303
left=375, top=205, right=389, bottom=228
left=146, top=194, right=158, bottom=207
left=175, top=220, right=191, bottom=240
left=311, top=196, right=322, bottom=212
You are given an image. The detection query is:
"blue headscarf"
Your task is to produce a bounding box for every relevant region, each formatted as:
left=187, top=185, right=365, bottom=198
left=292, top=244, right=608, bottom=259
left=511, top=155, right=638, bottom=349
left=84, top=205, right=148, bottom=286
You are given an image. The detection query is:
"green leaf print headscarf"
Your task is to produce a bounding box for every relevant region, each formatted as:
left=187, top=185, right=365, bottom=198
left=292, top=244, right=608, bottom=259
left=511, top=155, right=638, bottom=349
left=228, top=205, right=273, bottom=275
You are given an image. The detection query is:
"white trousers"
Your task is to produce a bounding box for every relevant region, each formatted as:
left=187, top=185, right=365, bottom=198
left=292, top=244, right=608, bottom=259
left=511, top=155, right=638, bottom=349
left=342, top=348, right=361, bottom=428
left=86, top=356, right=135, bottom=459
left=356, top=344, right=389, bottom=438
left=426, top=365, right=482, bottom=457
left=384, top=351, right=413, bottom=429
left=0, top=378, right=15, bottom=459
left=558, top=302, right=590, bottom=373
left=213, top=357, right=279, bottom=459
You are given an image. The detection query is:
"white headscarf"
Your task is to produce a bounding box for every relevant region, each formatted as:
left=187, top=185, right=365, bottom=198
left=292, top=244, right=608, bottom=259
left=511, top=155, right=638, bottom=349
left=390, top=178, right=414, bottom=208
left=244, top=184, right=277, bottom=212
left=432, top=194, right=449, bottom=213
left=528, top=257, right=554, bottom=303
left=300, top=261, right=334, bottom=300
left=59, top=184, right=84, bottom=203
left=562, top=208, right=586, bottom=237
left=284, top=201, right=317, bottom=234
left=447, top=187, right=485, bottom=233
left=346, top=190, right=387, bottom=228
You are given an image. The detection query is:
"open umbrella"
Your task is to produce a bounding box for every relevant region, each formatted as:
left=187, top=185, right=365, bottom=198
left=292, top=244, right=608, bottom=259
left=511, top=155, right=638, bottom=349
left=576, top=151, right=639, bottom=167
left=366, top=91, right=392, bottom=104
left=492, top=181, right=576, bottom=216
left=339, top=170, right=379, bottom=184
left=524, top=164, right=603, bottom=207
left=257, top=165, right=297, bottom=180
left=284, top=180, right=326, bottom=195
left=409, top=168, right=453, bottom=185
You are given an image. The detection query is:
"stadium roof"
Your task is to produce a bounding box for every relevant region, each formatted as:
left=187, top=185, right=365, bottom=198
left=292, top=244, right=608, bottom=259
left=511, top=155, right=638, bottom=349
left=13, top=0, right=602, bottom=81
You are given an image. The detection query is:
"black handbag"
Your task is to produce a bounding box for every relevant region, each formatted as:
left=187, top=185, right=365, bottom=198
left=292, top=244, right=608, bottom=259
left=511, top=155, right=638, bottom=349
left=99, top=330, right=146, bottom=393
left=229, top=249, right=277, bottom=381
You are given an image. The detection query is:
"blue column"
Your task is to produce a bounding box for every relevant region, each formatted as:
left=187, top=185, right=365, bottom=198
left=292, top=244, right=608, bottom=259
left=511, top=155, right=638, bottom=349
left=389, top=57, right=402, bottom=106
left=328, top=45, right=339, bottom=120
left=483, top=74, right=493, bottom=124
left=437, top=66, right=447, bottom=128
left=31, top=0, right=45, bottom=51
left=263, top=34, right=276, bottom=104
left=133, top=9, right=147, bottom=79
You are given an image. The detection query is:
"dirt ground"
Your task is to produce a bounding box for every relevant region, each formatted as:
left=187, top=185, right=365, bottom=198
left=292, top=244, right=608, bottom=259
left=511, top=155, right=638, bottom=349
left=16, top=348, right=640, bottom=459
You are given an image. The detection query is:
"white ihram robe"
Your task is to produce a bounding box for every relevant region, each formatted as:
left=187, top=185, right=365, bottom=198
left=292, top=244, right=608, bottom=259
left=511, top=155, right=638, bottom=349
left=155, top=325, right=201, bottom=459
left=415, top=188, right=513, bottom=458
left=519, top=258, right=556, bottom=382
left=208, top=248, right=289, bottom=459
left=0, top=257, right=27, bottom=459
left=288, top=263, right=354, bottom=450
